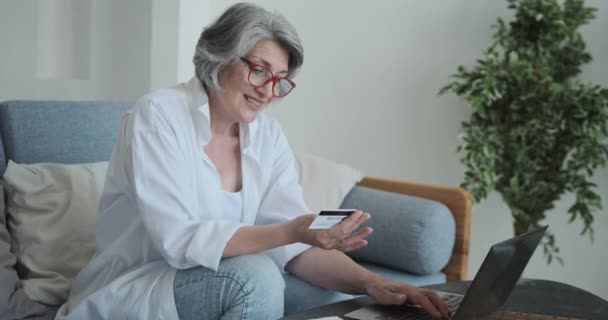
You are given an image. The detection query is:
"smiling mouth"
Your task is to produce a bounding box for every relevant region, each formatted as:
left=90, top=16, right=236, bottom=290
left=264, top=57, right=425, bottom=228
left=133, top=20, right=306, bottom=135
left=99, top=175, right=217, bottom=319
left=245, top=95, right=263, bottom=108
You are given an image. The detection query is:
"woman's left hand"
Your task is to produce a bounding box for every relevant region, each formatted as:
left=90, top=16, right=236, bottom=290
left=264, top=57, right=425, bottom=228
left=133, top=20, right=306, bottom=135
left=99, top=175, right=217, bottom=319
left=364, top=277, right=451, bottom=319
left=288, top=210, right=373, bottom=252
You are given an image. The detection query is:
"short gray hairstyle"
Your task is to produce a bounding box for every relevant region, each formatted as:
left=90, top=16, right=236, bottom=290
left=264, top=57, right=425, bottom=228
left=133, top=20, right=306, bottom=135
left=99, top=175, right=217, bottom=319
left=193, top=2, right=304, bottom=91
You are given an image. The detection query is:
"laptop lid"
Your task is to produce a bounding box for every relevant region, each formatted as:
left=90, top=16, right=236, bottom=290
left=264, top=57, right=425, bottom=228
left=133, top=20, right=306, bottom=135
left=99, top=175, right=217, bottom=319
left=454, top=226, right=548, bottom=320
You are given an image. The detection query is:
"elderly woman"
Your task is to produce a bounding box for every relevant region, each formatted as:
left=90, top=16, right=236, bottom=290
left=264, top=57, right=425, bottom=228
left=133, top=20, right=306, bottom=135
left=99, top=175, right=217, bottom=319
left=56, top=3, right=449, bottom=320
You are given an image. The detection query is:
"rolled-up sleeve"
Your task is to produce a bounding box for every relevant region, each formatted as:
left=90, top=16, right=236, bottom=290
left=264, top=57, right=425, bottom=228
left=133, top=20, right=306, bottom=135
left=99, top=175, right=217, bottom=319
left=256, top=124, right=311, bottom=271
left=125, top=102, right=244, bottom=271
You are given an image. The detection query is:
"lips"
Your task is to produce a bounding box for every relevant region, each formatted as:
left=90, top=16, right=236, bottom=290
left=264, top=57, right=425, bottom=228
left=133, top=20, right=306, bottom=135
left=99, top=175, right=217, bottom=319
left=244, top=94, right=264, bottom=110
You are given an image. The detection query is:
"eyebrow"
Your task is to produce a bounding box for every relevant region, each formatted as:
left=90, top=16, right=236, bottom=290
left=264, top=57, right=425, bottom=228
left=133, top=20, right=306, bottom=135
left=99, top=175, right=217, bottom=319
left=252, top=57, right=289, bottom=75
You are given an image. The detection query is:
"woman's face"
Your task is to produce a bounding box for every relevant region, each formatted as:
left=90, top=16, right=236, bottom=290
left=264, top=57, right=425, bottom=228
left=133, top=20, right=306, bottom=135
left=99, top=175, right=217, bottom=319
left=215, top=39, right=289, bottom=123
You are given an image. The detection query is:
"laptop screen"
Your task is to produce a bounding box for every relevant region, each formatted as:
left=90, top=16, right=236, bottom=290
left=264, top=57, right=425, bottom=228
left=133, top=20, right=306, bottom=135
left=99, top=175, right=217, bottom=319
left=454, top=226, right=547, bottom=320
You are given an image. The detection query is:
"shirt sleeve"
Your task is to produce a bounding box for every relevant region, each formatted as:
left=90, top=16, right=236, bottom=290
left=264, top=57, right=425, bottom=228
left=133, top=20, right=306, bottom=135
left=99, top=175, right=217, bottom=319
left=255, top=123, right=312, bottom=271
left=124, top=101, right=244, bottom=271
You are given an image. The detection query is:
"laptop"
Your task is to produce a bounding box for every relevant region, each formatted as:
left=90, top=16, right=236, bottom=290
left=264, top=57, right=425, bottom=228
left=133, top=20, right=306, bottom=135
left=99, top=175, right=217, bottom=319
left=345, top=226, right=548, bottom=320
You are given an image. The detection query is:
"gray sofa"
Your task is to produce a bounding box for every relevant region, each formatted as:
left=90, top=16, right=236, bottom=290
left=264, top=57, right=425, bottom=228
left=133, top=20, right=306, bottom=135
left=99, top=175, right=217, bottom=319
left=0, top=100, right=471, bottom=319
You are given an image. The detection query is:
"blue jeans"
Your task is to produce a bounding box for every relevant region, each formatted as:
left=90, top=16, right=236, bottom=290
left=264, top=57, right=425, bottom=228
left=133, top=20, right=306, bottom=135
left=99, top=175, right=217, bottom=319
left=173, top=254, right=285, bottom=320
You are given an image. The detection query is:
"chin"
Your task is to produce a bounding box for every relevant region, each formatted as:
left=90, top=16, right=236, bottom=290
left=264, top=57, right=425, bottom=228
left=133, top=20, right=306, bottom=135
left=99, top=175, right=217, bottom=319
left=242, top=106, right=265, bottom=123
left=241, top=112, right=259, bottom=124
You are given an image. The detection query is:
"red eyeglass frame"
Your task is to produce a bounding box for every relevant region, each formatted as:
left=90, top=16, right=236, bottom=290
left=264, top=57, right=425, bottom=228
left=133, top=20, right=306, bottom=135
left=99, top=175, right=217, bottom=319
left=240, top=57, right=296, bottom=97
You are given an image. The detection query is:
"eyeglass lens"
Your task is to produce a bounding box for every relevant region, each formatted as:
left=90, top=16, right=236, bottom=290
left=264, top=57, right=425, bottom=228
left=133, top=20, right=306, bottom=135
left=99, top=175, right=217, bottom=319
left=249, top=66, right=293, bottom=97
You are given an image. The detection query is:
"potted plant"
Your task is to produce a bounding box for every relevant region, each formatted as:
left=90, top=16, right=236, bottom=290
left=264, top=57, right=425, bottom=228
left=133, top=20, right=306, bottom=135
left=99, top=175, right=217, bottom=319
left=440, top=0, right=608, bottom=264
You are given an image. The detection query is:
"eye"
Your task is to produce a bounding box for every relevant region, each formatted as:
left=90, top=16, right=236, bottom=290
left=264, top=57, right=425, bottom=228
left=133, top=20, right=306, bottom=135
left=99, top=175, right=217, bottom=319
left=252, top=65, right=266, bottom=75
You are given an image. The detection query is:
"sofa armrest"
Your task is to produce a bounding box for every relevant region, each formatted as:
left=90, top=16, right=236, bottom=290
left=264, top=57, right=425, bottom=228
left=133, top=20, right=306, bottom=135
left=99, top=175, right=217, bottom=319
left=356, top=177, right=471, bottom=282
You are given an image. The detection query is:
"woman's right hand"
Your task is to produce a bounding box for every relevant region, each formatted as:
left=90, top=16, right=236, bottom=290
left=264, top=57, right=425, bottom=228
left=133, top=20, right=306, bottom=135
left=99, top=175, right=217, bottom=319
left=287, top=210, right=373, bottom=252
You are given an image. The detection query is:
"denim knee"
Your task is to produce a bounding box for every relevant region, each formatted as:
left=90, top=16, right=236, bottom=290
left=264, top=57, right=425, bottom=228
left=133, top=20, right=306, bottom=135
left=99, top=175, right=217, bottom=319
left=222, top=254, right=285, bottom=317
left=173, top=254, right=285, bottom=320
left=222, top=254, right=285, bottom=297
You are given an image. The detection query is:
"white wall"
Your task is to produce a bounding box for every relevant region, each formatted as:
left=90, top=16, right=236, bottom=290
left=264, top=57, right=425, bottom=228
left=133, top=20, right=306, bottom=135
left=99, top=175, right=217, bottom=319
left=0, top=1, right=99, bottom=100
left=0, top=0, right=153, bottom=101
left=208, top=0, right=608, bottom=299
left=106, top=0, right=153, bottom=99
left=177, top=0, right=212, bottom=83
left=1, top=0, right=607, bottom=300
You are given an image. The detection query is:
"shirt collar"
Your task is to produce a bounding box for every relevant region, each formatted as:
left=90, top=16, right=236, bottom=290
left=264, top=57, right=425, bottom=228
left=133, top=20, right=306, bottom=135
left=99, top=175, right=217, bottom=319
left=185, top=77, right=257, bottom=150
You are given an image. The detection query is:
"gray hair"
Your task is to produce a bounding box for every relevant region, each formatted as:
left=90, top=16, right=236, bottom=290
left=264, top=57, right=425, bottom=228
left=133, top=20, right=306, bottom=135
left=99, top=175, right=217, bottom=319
left=193, top=2, right=304, bottom=91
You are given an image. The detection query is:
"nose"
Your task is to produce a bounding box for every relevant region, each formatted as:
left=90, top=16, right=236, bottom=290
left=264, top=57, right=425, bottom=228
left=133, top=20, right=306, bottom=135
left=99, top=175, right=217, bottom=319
left=255, top=80, right=274, bottom=100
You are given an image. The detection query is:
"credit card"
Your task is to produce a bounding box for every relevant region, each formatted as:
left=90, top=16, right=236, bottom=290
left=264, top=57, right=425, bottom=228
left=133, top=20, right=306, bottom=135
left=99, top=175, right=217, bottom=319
left=308, top=209, right=356, bottom=229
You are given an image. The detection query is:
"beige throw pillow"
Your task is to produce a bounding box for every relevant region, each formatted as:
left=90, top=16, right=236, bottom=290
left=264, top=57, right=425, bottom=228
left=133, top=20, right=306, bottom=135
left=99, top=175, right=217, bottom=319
left=294, top=153, right=364, bottom=213
left=2, top=161, right=108, bottom=305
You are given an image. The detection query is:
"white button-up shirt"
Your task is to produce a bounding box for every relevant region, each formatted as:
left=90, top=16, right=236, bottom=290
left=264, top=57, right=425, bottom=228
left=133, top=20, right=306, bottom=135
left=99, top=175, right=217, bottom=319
left=55, top=77, right=311, bottom=319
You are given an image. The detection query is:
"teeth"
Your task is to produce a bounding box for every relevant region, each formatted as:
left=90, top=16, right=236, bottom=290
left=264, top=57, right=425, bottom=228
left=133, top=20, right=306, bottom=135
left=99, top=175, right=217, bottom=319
left=245, top=95, right=261, bottom=107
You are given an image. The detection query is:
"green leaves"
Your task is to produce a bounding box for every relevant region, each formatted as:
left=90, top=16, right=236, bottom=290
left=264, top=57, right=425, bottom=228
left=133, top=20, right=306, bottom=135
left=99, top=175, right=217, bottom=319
left=439, top=0, right=608, bottom=265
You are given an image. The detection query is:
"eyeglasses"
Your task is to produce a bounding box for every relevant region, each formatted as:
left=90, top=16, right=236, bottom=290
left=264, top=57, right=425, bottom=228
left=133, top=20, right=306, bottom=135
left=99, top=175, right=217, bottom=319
left=240, top=57, right=296, bottom=97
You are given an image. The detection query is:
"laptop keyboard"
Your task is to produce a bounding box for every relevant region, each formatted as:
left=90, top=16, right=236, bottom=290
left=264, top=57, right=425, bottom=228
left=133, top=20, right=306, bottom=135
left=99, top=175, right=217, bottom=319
left=444, top=294, right=463, bottom=314
left=384, top=294, right=461, bottom=320
left=344, top=293, right=462, bottom=320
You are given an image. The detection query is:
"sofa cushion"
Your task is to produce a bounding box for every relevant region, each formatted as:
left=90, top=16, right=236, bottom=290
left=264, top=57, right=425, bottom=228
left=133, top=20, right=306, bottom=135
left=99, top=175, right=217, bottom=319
left=357, top=261, right=446, bottom=287
left=0, top=100, right=131, bottom=174
left=7, top=289, right=58, bottom=320
left=294, top=152, right=363, bottom=213
left=2, top=161, right=107, bottom=305
left=1, top=180, right=59, bottom=320
left=0, top=182, right=18, bottom=316
left=341, top=186, right=455, bottom=275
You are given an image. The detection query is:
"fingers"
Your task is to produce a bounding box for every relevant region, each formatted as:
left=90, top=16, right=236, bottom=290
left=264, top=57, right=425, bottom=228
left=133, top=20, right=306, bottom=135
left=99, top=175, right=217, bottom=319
left=377, top=284, right=445, bottom=319
left=422, top=290, right=450, bottom=319
left=305, top=210, right=372, bottom=251
left=340, top=210, right=370, bottom=232
left=366, top=280, right=448, bottom=320
left=337, top=227, right=373, bottom=252
left=350, top=226, right=373, bottom=240
left=408, top=291, right=443, bottom=319
left=330, top=210, right=371, bottom=239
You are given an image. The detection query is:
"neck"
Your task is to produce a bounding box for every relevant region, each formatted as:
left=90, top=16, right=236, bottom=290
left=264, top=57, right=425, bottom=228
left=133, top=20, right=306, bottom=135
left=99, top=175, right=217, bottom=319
left=208, top=92, right=239, bottom=137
